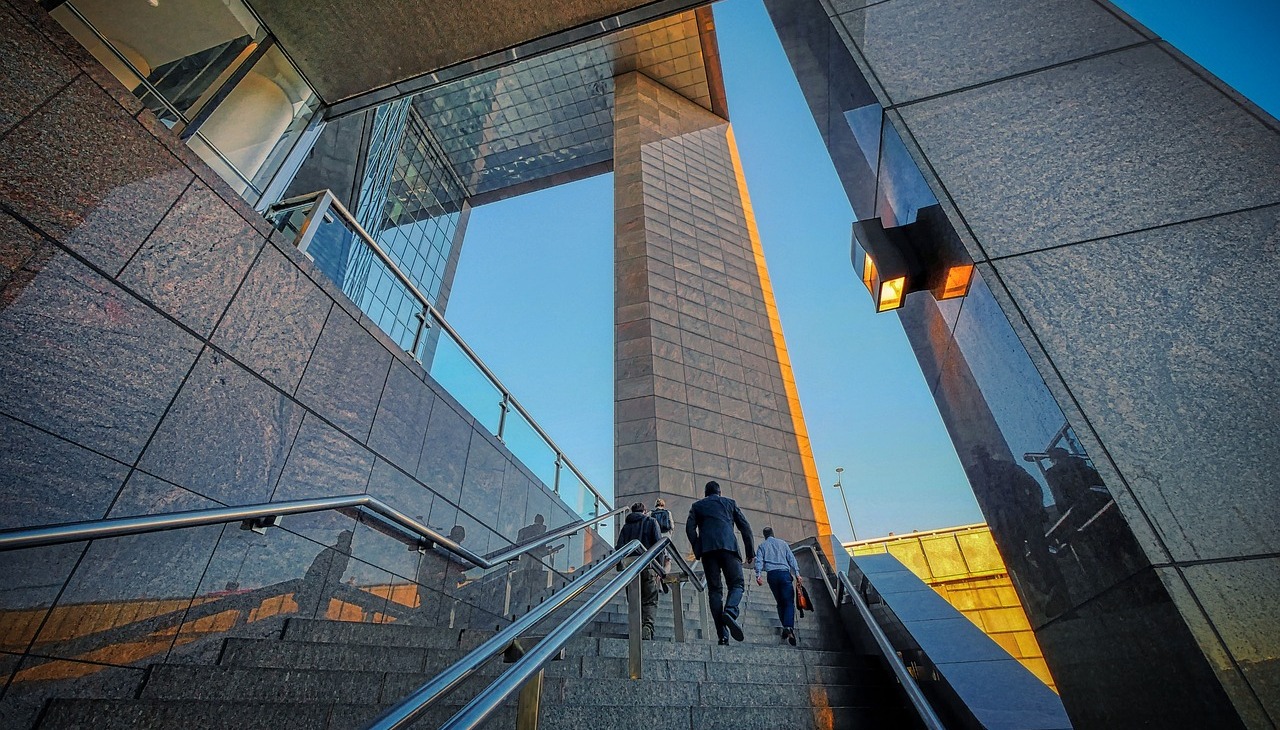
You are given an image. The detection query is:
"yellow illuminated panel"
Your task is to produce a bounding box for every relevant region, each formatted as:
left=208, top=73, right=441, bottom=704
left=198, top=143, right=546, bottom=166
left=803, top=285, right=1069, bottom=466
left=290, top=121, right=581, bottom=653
left=877, top=276, right=906, bottom=312
left=848, top=524, right=1058, bottom=692
left=861, top=253, right=878, bottom=295
left=940, top=263, right=975, bottom=299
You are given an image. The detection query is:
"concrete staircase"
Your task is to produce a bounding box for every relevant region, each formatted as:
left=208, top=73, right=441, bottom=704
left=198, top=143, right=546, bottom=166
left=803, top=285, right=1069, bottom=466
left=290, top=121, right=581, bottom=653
left=35, top=562, right=917, bottom=729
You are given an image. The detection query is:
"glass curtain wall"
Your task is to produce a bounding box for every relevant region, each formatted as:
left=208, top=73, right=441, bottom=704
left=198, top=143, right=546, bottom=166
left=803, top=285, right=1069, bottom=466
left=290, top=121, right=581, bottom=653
left=334, top=103, right=467, bottom=361
left=50, top=0, right=319, bottom=205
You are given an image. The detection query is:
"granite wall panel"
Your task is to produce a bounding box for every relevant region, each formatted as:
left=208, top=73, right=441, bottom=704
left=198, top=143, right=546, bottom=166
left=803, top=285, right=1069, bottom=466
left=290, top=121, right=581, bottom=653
left=367, top=361, right=436, bottom=473
left=0, top=249, right=203, bottom=463
left=0, top=413, right=129, bottom=529
left=272, top=412, right=376, bottom=503
left=0, top=0, right=80, bottom=138
left=0, top=75, right=192, bottom=275
left=896, top=44, right=1280, bottom=258
left=837, top=0, right=1143, bottom=105
left=138, top=350, right=305, bottom=505
left=212, top=243, right=332, bottom=394
left=118, top=181, right=264, bottom=338
left=295, top=309, right=392, bottom=441
left=992, top=206, right=1280, bottom=564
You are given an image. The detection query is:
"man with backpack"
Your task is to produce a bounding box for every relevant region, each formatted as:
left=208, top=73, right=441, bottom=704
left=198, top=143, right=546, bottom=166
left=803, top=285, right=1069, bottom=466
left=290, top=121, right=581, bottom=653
left=651, top=499, right=674, bottom=569
left=617, top=502, right=663, bottom=640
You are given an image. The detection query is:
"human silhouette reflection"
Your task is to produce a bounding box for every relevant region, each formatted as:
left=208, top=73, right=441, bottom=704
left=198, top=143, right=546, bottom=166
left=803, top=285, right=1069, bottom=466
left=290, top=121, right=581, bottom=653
left=1042, top=448, right=1142, bottom=572
left=415, top=525, right=469, bottom=622
left=512, top=515, right=554, bottom=609
left=295, top=529, right=353, bottom=617
left=970, top=446, right=1069, bottom=621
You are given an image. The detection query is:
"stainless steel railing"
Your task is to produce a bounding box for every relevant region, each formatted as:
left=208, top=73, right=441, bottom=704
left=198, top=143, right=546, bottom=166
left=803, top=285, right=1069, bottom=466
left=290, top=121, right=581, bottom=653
left=791, top=541, right=945, bottom=730
left=369, top=536, right=697, bottom=730
left=0, top=494, right=624, bottom=568
left=267, top=190, right=610, bottom=523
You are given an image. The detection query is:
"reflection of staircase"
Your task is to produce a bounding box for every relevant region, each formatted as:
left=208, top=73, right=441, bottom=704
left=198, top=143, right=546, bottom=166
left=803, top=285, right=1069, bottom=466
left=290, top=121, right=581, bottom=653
left=36, top=557, right=917, bottom=729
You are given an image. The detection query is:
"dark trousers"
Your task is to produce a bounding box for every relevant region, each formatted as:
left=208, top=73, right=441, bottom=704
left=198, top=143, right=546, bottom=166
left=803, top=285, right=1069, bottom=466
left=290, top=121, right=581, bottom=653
left=767, top=569, right=796, bottom=629
left=702, top=550, right=744, bottom=638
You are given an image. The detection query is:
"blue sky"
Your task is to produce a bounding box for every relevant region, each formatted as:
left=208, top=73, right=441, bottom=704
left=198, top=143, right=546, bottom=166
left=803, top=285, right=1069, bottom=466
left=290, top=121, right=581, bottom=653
left=445, top=0, right=1280, bottom=543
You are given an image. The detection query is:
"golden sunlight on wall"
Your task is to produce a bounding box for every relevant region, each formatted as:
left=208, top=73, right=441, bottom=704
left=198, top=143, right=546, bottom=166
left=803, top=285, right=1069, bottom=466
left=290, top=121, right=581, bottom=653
left=847, top=523, right=1057, bottom=691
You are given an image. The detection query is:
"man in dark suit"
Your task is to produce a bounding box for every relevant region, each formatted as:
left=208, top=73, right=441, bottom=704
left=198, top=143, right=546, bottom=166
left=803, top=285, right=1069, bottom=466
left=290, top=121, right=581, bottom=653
left=686, top=480, right=755, bottom=644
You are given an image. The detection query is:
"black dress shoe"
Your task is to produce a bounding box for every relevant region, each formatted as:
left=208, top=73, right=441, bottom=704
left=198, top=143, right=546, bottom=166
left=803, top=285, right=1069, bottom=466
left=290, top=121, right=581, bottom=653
left=784, top=628, right=797, bottom=646
left=717, top=636, right=730, bottom=646
left=722, top=611, right=745, bottom=642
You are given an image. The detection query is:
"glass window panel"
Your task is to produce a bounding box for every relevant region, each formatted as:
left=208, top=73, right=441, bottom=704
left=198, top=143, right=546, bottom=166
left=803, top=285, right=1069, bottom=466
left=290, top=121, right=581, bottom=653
left=425, top=332, right=504, bottom=435
left=197, top=45, right=318, bottom=195
left=52, top=0, right=262, bottom=120
left=501, top=410, right=558, bottom=490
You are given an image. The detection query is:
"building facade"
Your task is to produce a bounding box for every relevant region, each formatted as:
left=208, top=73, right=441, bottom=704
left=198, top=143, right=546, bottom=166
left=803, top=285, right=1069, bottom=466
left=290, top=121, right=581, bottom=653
left=766, top=0, right=1280, bottom=727
left=0, top=0, right=833, bottom=722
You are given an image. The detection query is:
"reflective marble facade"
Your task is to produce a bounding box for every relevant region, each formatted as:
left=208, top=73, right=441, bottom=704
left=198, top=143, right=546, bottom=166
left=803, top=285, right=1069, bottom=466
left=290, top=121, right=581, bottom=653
left=0, top=3, right=600, bottom=722
left=767, top=0, right=1280, bottom=726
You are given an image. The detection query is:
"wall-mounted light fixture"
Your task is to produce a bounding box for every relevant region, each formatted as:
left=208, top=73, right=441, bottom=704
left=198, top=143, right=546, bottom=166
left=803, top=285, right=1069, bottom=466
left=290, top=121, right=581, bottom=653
left=851, top=204, right=974, bottom=313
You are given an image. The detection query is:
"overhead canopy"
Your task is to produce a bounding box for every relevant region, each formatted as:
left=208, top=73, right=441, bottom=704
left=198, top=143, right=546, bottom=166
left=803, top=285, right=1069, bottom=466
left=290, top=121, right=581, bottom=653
left=246, top=0, right=711, bottom=111
left=415, top=8, right=728, bottom=204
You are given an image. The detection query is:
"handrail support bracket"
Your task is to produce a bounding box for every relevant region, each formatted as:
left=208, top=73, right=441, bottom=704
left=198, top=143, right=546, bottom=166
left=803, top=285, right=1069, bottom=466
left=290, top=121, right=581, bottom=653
left=502, top=640, right=545, bottom=730
left=240, top=515, right=282, bottom=535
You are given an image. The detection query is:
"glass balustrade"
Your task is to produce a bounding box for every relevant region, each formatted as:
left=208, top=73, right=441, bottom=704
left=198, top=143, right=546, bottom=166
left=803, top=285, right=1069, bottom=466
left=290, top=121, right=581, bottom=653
left=267, top=192, right=612, bottom=527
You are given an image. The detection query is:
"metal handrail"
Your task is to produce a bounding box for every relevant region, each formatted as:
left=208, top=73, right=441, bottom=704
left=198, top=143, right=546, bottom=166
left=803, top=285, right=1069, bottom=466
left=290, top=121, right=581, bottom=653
left=368, top=535, right=675, bottom=727
left=367, top=538, right=648, bottom=730
left=0, top=495, right=624, bottom=570
left=788, top=541, right=944, bottom=730
left=267, top=190, right=609, bottom=514
left=791, top=543, right=839, bottom=606
left=836, top=572, right=946, bottom=730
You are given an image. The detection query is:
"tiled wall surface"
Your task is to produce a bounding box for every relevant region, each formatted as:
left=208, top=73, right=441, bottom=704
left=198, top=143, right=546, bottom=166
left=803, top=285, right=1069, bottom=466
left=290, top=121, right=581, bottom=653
left=768, top=0, right=1280, bottom=726
left=0, top=2, right=594, bottom=724
left=612, top=71, right=832, bottom=550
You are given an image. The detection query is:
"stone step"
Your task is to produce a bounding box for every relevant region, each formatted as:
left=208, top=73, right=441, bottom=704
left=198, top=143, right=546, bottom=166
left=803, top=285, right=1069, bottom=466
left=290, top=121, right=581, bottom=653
left=140, top=664, right=886, bottom=709
left=280, top=617, right=846, bottom=656
left=279, top=619, right=865, bottom=669
left=219, top=637, right=871, bottom=679
left=35, top=699, right=515, bottom=730
left=587, top=624, right=843, bottom=648
left=38, top=699, right=905, bottom=730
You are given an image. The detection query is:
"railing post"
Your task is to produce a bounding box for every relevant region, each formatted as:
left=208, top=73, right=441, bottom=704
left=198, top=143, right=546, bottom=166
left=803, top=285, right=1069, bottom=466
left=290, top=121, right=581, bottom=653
left=294, top=191, right=334, bottom=258
left=409, top=309, right=429, bottom=363
left=553, top=454, right=563, bottom=495
left=496, top=394, right=510, bottom=442
left=671, top=578, right=685, bottom=642
left=627, top=571, right=643, bottom=679
left=515, top=667, right=544, bottom=730
left=502, top=639, right=544, bottom=730
left=699, top=586, right=710, bottom=641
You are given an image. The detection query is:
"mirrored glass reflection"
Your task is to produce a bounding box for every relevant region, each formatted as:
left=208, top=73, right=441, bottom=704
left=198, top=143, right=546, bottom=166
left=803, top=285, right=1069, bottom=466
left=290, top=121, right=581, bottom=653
left=901, top=272, right=1148, bottom=627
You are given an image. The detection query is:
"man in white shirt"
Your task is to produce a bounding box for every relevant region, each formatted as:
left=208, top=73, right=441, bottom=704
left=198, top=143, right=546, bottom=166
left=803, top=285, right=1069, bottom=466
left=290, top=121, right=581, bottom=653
left=753, top=526, right=801, bottom=646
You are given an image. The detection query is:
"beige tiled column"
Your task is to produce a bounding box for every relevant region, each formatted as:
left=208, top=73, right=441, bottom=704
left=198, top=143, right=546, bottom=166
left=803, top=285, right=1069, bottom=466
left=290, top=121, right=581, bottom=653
left=613, top=71, right=831, bottom=550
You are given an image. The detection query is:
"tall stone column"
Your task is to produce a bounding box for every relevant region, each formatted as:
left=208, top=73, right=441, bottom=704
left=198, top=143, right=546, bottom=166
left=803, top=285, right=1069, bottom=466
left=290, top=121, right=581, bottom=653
left=612, top=72, right=831, bottom=549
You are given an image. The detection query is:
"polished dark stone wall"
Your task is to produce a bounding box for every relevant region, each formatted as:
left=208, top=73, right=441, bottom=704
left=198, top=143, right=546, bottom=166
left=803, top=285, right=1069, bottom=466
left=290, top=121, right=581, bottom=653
left=0, top=3, right=595, bottom=725
left=767, top=0, right=1280, bottom=727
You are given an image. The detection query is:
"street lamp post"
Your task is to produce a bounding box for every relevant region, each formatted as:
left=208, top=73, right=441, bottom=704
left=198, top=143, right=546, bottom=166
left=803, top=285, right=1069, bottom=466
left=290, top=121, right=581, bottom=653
left=834, top=466, right=858, bottom=543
